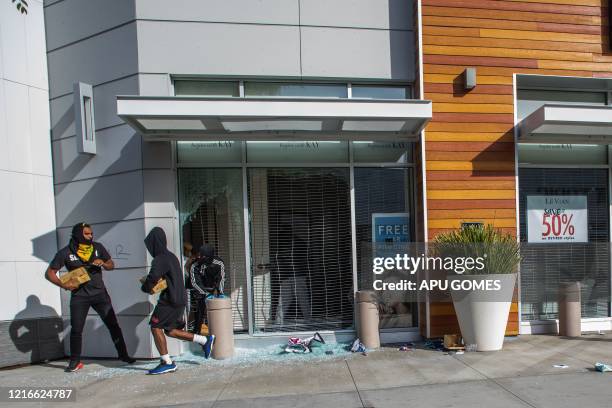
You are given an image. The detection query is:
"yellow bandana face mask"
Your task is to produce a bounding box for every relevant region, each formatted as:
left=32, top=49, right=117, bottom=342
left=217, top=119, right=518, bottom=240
left=76, top=244, right=94, bottom=262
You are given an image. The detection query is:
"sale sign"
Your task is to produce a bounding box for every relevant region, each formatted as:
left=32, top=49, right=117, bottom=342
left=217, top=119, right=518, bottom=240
left=527, top=196, right=588, bottom=243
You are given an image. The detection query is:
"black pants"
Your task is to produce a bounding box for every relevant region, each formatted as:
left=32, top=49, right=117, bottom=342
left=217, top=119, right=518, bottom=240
left=69, top=292, right=129, bottom=361
left=192, top=295, right=207, bottom=335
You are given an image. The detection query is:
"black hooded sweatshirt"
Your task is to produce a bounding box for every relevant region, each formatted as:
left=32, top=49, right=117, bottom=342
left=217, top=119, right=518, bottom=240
left=141, top=227, right=186, bottom=306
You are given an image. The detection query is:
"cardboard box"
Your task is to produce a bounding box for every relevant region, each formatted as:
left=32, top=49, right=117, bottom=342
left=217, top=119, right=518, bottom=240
left=59, top=267, right=91, bottom=287
left=444, top=334, right=465, bottom=350
left=139, top=276, right=167, bottom=294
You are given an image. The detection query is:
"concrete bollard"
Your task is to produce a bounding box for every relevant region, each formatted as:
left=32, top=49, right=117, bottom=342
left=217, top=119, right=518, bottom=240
left=356, top=291, right=380, bottom=349
left=558, top=282, right=581, bottom=337
left=206, top=297, right=234, bottom=359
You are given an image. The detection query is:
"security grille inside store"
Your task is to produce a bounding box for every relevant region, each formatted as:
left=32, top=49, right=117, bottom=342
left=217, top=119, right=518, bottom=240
left=519, top=168, right=611, bottom=320
left=249, top=168, right=354, bottom=332
left=354, top=167, right=416, bottom=328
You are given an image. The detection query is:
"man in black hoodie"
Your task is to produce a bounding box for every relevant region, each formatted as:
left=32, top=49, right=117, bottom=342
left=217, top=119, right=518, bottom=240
left=141, top=227, right=215, bottom=375
left=46, top=222, right=135, bottom=372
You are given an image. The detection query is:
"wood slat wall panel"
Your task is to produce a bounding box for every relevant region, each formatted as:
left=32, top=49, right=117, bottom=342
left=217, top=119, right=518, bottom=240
left=433, top=103, right=514, bottom=113
left=424, top=63, right=596, bottom=77
left=426, top=132, right=515, bottom=142
left=426, top=141, right=514, bottom=151
left=429, top=227, right=517, bottom=237
left=429, top=208, right=517, bottom=218
left=502, top=0, right=604, bottom=6
left=423, top=36, right=604, bottom=54
left=421, top=0, right=610, bottom=338
left=424, top=45, right=594, bottom=62
left=426, top=92, right=515, bottom=103
left=425, top=73, right=513, bottom=85
left=433, top=113, right=515, bottom=123
left=422, top=0, right=603, bottom=16
left=426, top=170, right=515, bottom=180
left=424, top=15, right=603, bottom=35
left=479, top=28, right=601, bottom=43
left=423, top=6, right=602, bottom=25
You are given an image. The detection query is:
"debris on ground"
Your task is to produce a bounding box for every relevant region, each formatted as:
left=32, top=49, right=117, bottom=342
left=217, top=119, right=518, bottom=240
left=443, top=334, right=465, bottom=351
left=350, top=338, right=367, bottom=353
left=284, top=332, right=325, bottom=354
left=465, top=344, right=478, bottom=352
left=424, top=339, right=444, bottom=351
left=595, top=362, right=612, bottom=372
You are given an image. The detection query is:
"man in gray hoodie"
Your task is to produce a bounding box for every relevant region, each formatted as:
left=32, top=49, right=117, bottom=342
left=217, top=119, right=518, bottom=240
left=141, top=227, right=215, bottom=375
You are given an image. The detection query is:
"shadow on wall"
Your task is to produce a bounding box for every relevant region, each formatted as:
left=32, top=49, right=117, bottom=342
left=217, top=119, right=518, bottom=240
left=30, top=122, right=145, bottom=264
left=8, top=295, right=64, bottom=364
left=32, top=230, right=58, bottom=263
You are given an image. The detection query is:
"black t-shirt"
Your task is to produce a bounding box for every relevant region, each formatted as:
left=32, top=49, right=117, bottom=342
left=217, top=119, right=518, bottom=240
left=49, top=242, right=111, bottom=297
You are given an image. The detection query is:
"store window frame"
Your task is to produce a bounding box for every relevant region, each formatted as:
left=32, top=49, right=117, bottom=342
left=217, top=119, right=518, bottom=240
left=175, top=140, right=419, bottom=336
left=516, top=79, right=612, bottom=326
left=172, top=77, right=414, bottom=100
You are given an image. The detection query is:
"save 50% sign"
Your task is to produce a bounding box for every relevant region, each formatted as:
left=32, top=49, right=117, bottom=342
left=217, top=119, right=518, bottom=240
left=527, top=196, right=588, bottom=243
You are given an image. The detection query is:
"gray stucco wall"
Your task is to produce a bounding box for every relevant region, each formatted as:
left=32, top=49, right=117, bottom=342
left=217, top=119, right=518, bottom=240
left=44, top=0, right=416, bottom=358
left=44, top=0, right=176, bottom=359
left=134, top=0, right=415, bottom=81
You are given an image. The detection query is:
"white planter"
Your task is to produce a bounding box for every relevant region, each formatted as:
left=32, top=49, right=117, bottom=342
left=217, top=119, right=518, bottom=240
left=451, top=273, right=517, bottom=352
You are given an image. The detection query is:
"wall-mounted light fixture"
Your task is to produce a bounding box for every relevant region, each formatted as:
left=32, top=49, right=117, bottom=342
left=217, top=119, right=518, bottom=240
left=464, top=68, right=476, bottom=90
left=74, top=82, right=96, bottom=155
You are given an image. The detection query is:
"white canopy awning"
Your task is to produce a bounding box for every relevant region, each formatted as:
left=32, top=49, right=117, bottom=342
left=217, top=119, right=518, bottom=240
left=116, top=96, right=431, bottom=141
left=520, top=104, right=612, bottom=144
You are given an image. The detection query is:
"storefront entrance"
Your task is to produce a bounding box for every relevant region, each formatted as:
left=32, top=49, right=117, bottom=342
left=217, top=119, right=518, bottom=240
left=177, top=141, right=416, bottom=335
left=519, top=165, right=611, bottom=321
left=249, top=168, right=353, bottom=332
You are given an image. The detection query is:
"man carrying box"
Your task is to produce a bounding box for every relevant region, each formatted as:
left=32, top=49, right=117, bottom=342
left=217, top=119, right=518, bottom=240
left=141, top=227, right=215, bottom=375
left=46, top=223, right=135, bottom=372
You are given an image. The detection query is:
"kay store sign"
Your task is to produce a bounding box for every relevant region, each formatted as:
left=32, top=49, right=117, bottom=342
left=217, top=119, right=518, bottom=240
left=527, top=196, right=588, bottom=243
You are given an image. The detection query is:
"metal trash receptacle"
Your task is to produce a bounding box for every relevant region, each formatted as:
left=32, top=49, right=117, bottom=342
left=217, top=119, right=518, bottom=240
left=356, top=291, right=380, bottom=349
left=206, top=297, right=234, bottom=359
left=558, top=282, right=581, bottom=337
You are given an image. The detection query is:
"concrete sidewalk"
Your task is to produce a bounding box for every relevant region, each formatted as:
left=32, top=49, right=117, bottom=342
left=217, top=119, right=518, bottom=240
left=0, top=334, right=610, bottom=408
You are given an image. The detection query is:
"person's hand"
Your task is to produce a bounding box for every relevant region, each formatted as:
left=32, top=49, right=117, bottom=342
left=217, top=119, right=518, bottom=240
left=62, top=282, right=79, bottom=291
left=91, top=259, right=105, bottom=267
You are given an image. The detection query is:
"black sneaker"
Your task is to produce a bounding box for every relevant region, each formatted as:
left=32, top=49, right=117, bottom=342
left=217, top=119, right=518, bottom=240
left=65, top=360, right=84, bottom=372
left=119, top=355, right=136, bottom=364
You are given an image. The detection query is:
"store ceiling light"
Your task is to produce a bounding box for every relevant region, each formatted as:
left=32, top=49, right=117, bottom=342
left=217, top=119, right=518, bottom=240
left=222, top=120, right=322, bottom=132
left=138, top=118, right=206, bottom=131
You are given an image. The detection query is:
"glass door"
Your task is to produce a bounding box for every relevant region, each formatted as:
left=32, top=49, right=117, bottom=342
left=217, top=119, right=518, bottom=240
left=178, top=168, right=248, bottom=333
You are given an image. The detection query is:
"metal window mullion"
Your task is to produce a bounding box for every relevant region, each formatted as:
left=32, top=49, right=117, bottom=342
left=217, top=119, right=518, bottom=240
left=609, top=145, right=612, bottom=318
left=242, top=141, right=255, bottom=335
left=349, top=143, right=358, bottom=300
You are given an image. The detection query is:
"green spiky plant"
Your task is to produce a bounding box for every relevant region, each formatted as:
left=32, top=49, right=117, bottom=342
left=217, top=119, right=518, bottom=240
left=433, top=224, right=521, bottom=275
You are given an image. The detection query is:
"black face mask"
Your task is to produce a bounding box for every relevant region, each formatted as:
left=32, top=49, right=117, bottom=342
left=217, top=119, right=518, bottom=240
left=71, top=223, right=93, bottom=245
